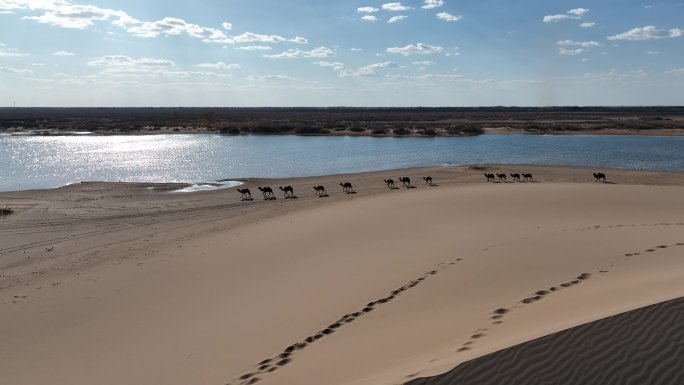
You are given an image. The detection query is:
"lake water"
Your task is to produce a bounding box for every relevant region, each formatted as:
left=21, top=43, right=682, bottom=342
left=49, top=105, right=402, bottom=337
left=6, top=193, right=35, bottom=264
left=1, top=134, right=683, bottom=191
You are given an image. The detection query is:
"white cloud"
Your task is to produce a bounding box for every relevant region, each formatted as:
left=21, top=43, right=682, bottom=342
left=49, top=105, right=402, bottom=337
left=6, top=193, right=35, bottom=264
left=647, top=51, right=659, bottom=55
left=386, top=43, right=443, bottom=56
left=340, top=61, right=399, bottom=77
left=84, top=55, right=223, bottom=78
left=421, top=0, right=444, bottom=10
left=388, top=15, right=407, bottom=23
left=543, top=14, right=576, bottom=23
left=557, top=40, right=601, bottom=48
left=0, top=42, right=29, bottom=57
left=436, top=12, right=461, bottom=22
left=290, top=36, right=308, bottom=44
left=567, top=8, right=589, bottom=17
left=412, top=61, right=436, bottom=66
left=232, top=32, right=307, bottom=44
left=0, top=1, right=304, bottom=46
left=607, top=26, right=683, bottom=41
left=544, top=8, right=589, bottom=23
left=264, top=46, right=335, bottom=59
left=580, top=22, right=595, bottom=28
left=196, top=62, right=240, bottom=70
left=357, top=7, right=379, bottom=13
left=315, top=61, right=345, bottom=71
left=361, top=15, right=378, bottom=22
left=665, top=68, right=684, bottom=75
left=21, top=3, right=138, bottom=30
left=0, top=66, right=33, bottom=74
left=382, top=2, right=412, bottom=11
left=559, top=48, right=587, bottom=55
left=234, top=45, right=272, bottom=51
left=127, top=17, right=231, bottom=43
left=350, top=48, right=363, bottom=52
left=0, top=51, right=29, bottom=57
left=52, top=50, right=75, bottom=56
left=386, top=73, right=465, bottom=81
left=246, top=74, right=295, bottom=81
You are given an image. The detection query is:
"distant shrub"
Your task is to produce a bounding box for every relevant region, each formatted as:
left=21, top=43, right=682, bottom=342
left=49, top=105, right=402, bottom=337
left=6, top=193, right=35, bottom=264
left=349, top=126, right=366, bottom=132
left=295, top=126, right=328, bottom=134
left=393, top=127, right=410, bottom=135
left=419, top=128, right=437, bottom=136
left=251, top=124, right=295, bottom=134
left=0, top=207, right=14, bottom=217
left=461, top=126, right=484, bottom=135
left=219, top=127, right=240, bottom=135
left=371, top=128, right=387, bottom=135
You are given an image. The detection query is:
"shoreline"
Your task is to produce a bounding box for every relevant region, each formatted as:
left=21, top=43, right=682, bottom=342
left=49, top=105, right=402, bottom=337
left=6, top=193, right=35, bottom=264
left=1, top=164, right=684, bottom=385
left=3, top=127, right=684, bottom=137
left=2, top=106, right=683, bottom=137
left=3, top=162, right=684, bottom=194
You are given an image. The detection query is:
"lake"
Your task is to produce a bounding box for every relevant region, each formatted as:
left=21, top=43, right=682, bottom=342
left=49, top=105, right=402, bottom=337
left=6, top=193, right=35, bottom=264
left=1, top=134, right=683, bottom=191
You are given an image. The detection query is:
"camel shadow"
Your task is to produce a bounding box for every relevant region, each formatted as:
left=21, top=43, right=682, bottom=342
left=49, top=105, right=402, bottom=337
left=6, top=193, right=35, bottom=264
left=390, top=187, right=400, bottom=190
left=406, top=185, right=417, bottom=189
left=264, top=197, right=277, bottom=201
left=346, top=191, right=358, bottom=195
left=603, top=181, right=618, bottom=185
left=284, top=195, right=299, bottom=199
left=241, top=198, right=254, bottom=201
left=428, top=184, right=439, bottom=187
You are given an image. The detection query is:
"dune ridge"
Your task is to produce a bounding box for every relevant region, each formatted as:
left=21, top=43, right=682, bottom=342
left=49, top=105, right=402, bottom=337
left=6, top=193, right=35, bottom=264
left=407, top=294, right=684, bottom=385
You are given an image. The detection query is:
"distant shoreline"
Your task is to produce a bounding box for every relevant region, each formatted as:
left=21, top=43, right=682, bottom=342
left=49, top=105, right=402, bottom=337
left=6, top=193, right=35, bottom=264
left=2, top=106, right=683, bottom=136
left=2, top=127, right=684, bottom=137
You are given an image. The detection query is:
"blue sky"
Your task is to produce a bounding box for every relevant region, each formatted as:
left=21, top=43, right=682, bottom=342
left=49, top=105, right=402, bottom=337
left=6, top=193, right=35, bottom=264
left=0, top=0, right=682, bottom=106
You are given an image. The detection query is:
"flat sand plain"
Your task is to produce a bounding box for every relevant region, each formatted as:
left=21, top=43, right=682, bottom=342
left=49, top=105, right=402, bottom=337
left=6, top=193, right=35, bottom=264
left=1, top=165, right=684, bottom=385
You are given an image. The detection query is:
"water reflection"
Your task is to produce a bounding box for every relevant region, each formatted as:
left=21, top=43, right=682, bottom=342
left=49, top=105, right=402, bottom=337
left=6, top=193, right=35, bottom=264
left=1, top=134, right=682, bottom=191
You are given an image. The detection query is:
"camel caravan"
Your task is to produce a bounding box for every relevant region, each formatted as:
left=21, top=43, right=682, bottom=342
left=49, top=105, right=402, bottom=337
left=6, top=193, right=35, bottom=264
left=239, top=171, right=609, bottom=201
left=485, top=172, right=532, bottom=182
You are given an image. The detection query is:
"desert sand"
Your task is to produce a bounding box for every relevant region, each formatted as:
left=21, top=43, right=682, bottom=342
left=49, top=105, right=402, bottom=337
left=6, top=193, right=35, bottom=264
left=1, top=165, right=684, bottom=385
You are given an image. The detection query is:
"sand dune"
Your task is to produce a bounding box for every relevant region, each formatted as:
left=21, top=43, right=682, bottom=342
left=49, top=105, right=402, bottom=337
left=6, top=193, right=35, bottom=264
left=1, top=165, right=684, bottom=385
left=407, top=296, right=684, bottom=385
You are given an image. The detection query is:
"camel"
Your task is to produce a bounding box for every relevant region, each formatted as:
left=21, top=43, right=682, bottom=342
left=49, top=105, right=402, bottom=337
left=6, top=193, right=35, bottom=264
left=510, top=173, right=521, bottom=182
left=279, top=185, right=295, bottom=198
left=484, top=173, right=495, bottom=182
left=237, top=188, right=252, bottom=200
left=313, top=185, right=327, bottom=196
left=422, top=176, right=433, bottom=185
left=383, top=179, right=395, bottom=189
left=258, top=186, right=275, bottom=199
left=496, top=173, right=507, bottom=183
left=593, top=172, right=606, bottom=182
left=340, top=182, right=354, bottom=193
left=398, top=177, right=411, bottom=187
left=522, top=173, right=533, bottom=182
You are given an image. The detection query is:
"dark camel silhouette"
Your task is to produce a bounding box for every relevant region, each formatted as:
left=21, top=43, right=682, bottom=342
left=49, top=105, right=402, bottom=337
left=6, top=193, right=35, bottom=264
left=522, top=173, right=533, bottom=182
left=423, top=176, right=433, bottom=185
left=237, top=188, right=252, bottom=200
left=484, top=173, right=495, bottom=182
left=496, top=173, right=507, bottom=183
left=593, top=172, right=606, bottom=182
left=510, top=173, right=521, bottom=182
left=313, top=185, right=327, bottom=196
left=383, top=179, right=395, bottom=188
left=398, top=177, right=411, bottom=187
left=258, top=186, right=275, bottom=199
left=340, top=182, right=354, bottom=193
left=279, top=185, right=294, bottom=198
